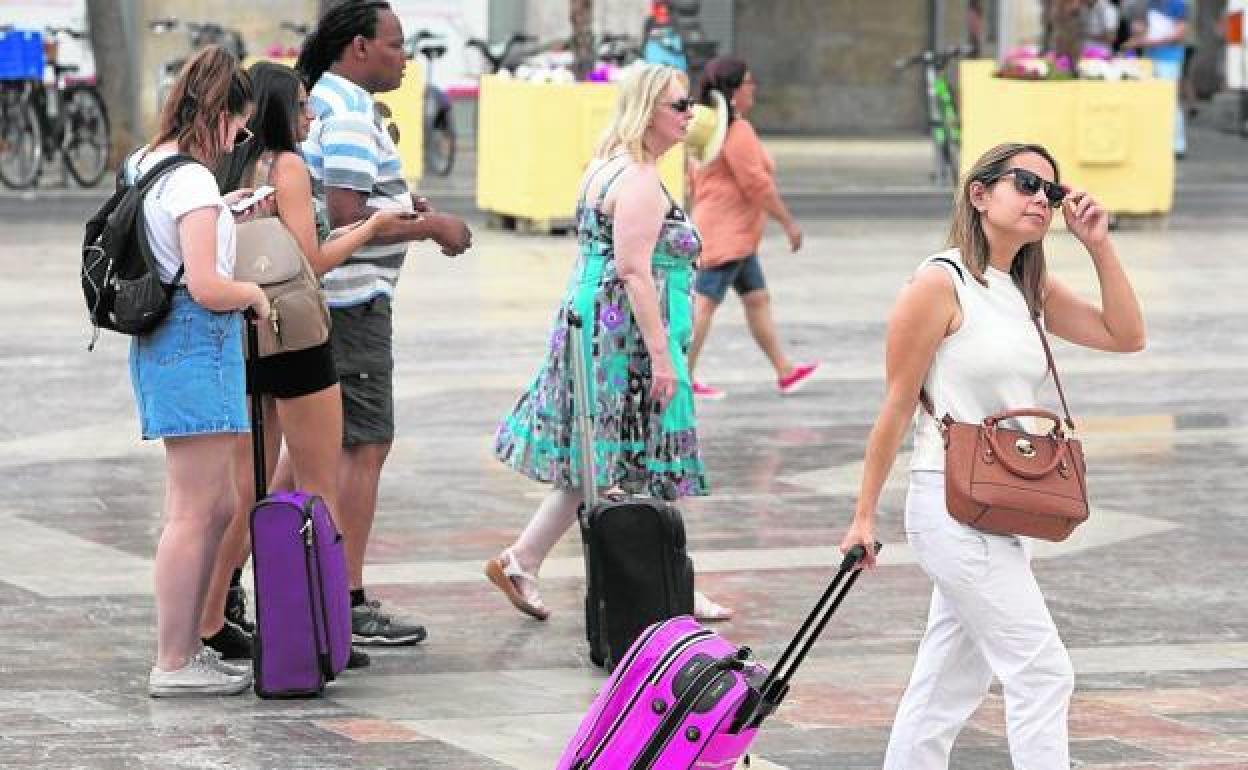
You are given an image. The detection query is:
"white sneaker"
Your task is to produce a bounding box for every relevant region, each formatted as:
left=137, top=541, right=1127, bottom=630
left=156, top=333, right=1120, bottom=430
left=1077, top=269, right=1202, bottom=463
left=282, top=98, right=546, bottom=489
left=149, top=655, right=251, bottom=698
left=193, top=645, right=251, bottom=678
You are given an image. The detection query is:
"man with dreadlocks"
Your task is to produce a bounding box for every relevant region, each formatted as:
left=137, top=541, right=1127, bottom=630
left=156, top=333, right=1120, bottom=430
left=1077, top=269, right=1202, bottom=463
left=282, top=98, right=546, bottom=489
left=296, top=0, right=473, bottom=647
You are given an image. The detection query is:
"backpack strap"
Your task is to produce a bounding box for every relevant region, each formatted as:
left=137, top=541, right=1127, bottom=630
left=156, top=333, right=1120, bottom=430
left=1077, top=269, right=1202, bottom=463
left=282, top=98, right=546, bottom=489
left=133, top=154, right=198, bottom=287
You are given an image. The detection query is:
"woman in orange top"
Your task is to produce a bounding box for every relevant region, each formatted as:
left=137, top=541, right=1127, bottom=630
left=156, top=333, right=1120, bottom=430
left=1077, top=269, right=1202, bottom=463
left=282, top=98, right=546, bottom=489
left=688, top=56, right=818, bottom=399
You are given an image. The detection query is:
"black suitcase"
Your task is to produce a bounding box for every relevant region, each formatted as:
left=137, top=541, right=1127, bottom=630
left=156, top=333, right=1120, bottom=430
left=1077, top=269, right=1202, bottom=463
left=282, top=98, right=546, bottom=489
left=567, top=310, right=695, bottom=670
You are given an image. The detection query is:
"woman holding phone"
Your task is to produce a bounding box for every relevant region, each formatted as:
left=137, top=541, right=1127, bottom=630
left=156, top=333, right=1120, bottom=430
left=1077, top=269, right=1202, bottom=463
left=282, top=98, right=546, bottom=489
left=203, top=61, right=401, bottom=666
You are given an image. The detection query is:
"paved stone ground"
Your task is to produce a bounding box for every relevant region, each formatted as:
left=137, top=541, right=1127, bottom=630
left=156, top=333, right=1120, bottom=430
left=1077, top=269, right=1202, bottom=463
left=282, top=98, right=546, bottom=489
left=0, top=125, right=1245, bottom=768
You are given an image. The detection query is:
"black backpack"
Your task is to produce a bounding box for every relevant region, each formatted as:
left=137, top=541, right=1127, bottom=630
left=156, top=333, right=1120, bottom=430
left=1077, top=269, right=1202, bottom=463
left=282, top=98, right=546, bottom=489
left=81, top=152, right=196, bottom=349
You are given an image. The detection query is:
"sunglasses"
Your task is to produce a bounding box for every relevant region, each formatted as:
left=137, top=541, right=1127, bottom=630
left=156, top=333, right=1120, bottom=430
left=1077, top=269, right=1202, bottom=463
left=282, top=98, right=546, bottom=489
left=1000, top=168, right=1068, bottom=208
left=666, top=97, right=695, bottom=113
left=233, top=126, right=254, bottom=147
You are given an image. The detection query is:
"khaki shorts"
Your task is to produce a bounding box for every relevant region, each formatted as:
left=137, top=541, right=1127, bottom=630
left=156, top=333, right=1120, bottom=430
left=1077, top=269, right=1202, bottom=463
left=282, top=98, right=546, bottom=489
left=330, top=296, right=394, bottom=446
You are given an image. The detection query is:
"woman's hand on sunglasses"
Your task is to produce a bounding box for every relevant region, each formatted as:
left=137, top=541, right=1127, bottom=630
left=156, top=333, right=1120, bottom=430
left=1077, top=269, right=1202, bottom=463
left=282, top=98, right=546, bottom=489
left=1061, top=190, right=1110, bottom=251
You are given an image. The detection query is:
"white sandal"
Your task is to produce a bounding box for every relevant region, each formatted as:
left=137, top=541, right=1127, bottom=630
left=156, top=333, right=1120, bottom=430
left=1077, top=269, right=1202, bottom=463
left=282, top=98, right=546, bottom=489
left=694, top=590, right=734, bottom=622
left=484, top=549, right=550, bottom=621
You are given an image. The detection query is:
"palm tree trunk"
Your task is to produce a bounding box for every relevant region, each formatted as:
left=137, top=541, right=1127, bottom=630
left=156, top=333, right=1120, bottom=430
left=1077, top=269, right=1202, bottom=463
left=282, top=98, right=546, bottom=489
left=86, top=0, right=136, bottom=166
left=570, top=0, right=594, bottom=80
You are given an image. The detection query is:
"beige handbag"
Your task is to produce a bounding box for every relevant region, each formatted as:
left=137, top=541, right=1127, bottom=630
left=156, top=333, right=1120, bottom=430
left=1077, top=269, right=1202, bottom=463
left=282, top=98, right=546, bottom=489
left=922, top=316, right=1090, bottom=542
left=234, top=217, right=330, bottom=358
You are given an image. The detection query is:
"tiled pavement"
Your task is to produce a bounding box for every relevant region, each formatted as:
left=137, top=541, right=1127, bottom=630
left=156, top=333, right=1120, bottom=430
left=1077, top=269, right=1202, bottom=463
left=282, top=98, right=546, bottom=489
left=1, top=132, right=1247, bottom=768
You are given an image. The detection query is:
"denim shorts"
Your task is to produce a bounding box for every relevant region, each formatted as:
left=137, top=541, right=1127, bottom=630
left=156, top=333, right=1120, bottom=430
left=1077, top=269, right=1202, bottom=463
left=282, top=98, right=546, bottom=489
left=694, top=253, right=767, bottom=304
left=129, top=289, right=249, bottom=440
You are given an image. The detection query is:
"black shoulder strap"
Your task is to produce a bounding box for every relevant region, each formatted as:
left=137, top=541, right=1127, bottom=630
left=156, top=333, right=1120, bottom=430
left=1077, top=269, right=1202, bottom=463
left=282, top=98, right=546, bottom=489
left=918, top=255, right=964, bottom=417
left=929, top=256, right=965, bottom=283
left=134, top=154, right=198, bottom=286
left=133, top=153, right=197, bottom=194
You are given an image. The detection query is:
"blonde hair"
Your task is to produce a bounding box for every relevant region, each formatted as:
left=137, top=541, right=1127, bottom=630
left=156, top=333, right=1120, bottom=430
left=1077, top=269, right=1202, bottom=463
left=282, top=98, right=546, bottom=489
left=595, top=63, right=688, bottom=162
left=947, top=142, right=1061, bottom=317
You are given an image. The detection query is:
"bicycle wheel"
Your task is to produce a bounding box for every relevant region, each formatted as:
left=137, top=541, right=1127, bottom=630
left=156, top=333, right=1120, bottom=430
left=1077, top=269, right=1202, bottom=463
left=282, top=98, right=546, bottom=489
left=61, top=87, right=110, bottom=187
left=0, top=92, right=43, bottom=189
left=425, top=121, right=455, bottom=177
left=941, top=133, right=960, bottom=186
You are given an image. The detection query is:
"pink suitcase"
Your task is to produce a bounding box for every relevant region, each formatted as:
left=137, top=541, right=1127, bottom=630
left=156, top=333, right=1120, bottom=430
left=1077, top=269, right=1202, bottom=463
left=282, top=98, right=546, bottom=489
left=556, top=543, right=879, bottom=769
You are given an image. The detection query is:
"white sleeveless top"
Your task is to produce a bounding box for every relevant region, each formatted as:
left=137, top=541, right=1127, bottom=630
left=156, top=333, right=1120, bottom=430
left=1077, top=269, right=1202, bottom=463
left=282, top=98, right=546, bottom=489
left=910, top=249, right=1050, bottom=471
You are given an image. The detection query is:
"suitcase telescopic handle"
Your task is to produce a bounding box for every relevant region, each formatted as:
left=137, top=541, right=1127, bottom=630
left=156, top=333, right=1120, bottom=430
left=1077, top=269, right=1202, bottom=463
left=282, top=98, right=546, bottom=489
left=566, top=310, right=599, bottom=511
left=747, top=542, right=882, bottom=728
left=244, top=309, right=266, bottom=504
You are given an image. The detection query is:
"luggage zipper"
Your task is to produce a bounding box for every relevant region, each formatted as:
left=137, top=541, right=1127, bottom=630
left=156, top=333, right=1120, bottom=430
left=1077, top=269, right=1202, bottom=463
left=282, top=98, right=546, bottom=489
left=569, top=617, right=680, bottom=760
left=303, top=496, right=336, bottom=680
left=631, top=652, right=747, bottom=770
left=582, top=628, right=714, bottom=768
left=298, top=501, right=329, bottom=691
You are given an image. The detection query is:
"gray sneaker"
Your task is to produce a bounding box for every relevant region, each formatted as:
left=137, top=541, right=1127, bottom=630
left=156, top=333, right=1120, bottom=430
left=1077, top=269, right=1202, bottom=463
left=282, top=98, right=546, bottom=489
left=351, top=599, right=427, bottom=646
left=149, top=655, right=250, bottom=698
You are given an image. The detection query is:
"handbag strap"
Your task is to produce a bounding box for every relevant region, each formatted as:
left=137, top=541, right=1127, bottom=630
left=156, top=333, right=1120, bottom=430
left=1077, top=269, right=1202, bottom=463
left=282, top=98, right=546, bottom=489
left=1032, top=315, right=1076, bottom=433
left=916, top=258, right=1077, bottom=433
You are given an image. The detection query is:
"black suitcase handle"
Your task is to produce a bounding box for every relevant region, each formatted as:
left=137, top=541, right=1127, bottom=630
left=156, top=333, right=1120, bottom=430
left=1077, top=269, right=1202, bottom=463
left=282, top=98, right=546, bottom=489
left=743, top=542, right=882, bottom=728
left=244, top=310, right=266, bottom=504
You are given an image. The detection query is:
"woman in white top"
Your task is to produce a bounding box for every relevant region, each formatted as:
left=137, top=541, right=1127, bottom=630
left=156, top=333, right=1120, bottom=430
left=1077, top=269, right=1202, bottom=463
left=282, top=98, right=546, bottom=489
left=128, top=46, right=271, bottom=697
left=839, top=142, right=1145, bottom=769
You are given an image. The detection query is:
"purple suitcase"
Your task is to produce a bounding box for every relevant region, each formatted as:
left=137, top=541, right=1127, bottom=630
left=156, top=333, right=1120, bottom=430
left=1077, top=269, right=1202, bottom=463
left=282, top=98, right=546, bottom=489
left=243, top=319, right=351, bottom=698
left=556, top=544, right=879, bottom=769
left=250, top=491, right=351, bottom=697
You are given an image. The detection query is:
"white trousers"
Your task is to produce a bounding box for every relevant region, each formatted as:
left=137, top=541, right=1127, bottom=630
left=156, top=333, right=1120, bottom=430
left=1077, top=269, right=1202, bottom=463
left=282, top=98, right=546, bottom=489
left=882, top=471, right=1074, bottom=770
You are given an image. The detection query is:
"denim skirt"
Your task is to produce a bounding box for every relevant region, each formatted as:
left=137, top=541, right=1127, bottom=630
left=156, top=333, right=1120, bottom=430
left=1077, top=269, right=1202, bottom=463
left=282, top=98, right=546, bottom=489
left=129, top=289, right=249, bottom=439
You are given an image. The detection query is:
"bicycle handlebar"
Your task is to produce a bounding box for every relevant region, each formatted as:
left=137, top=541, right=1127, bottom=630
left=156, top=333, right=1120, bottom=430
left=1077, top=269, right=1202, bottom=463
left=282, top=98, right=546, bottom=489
left=45, top=26, right=88, bottom=40
left=894, top=43, right=974, bottom=72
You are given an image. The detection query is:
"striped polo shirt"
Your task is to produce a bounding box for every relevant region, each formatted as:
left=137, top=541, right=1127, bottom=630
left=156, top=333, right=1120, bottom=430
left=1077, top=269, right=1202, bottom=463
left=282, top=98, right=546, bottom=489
left=302, top=72, right=412, bottom=308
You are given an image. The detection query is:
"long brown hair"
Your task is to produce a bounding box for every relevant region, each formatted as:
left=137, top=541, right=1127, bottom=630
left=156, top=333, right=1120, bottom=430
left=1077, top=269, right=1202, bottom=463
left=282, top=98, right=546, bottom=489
left=153, top=46, right=253, bottom=166
left=947, top=142, right=1061, bottom=317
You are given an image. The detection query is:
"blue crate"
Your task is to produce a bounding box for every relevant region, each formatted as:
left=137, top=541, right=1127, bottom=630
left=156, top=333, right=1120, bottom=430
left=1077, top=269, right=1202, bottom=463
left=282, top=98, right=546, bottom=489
left=0, top=29, right=44, bottom=81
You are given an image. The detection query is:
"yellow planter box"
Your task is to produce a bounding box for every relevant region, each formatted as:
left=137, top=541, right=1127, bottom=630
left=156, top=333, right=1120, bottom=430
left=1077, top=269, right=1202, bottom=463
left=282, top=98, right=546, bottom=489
left=959, top=60, right=1175, bottom=215
left=244, top=57, right=424, bottom=184
left=477, top=75, right=685, bottom=224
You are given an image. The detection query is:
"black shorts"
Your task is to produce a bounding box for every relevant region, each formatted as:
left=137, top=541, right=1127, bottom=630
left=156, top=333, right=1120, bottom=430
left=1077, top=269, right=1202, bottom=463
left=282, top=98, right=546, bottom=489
left=330, top=296, right=394, bottom=446
left=248, top=341, right=338, bottom=399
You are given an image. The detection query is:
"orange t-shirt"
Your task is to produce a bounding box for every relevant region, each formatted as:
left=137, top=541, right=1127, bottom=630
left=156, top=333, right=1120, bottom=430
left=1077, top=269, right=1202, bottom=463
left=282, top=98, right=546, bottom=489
left=690, top=118, right=776, bottom=269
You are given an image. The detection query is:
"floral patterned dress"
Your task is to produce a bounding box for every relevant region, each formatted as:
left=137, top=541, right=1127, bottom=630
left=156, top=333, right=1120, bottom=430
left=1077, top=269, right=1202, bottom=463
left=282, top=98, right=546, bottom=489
left=493, top=158, right=709, bottom=500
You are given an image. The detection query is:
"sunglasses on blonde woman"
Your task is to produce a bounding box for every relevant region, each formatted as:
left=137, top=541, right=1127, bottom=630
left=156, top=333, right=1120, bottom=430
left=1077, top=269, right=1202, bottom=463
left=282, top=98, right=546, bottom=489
left=666, top=97, right=695, bottom=113
left=999, top=168, right=1068, bottom=208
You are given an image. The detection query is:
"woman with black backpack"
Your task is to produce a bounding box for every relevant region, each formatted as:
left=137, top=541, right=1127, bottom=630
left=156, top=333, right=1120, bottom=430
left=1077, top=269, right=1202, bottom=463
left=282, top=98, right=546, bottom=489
left=126, top=46, right=271, bottom=697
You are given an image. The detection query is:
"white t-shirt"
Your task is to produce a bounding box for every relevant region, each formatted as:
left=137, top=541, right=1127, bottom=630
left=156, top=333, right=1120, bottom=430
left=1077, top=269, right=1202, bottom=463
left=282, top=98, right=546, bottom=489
left=124, top=149, right=236, bottom=284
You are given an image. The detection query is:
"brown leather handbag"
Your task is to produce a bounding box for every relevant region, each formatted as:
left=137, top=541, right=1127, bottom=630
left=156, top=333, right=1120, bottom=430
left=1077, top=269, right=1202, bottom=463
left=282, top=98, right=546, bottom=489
left=923, top=317, right=1089, bottom=542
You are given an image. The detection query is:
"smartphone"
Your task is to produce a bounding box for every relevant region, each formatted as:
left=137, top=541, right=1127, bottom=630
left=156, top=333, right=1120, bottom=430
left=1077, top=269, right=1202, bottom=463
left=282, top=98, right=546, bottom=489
left=229, top=185, right=275, bottom=213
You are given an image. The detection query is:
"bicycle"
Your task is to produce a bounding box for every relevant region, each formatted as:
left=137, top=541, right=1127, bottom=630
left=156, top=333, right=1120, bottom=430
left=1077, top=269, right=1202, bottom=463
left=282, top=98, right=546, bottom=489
left=0, top=25, right=110, bottom=189
left=405, top=30, right=455, bottom=177
left=895, top=43, right=972, bottom=186
left=148, top=18, right=247, bottom=110
left=464, top=32, right=537, bottom=75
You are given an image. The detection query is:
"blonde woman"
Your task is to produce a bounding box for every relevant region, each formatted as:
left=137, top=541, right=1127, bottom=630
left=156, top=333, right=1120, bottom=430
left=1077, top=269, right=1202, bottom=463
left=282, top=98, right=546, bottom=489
left=839, top=143, right=1145, bottom=769
left=488, top=63, right=731, bottom=623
